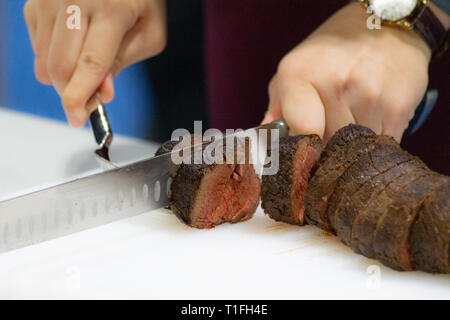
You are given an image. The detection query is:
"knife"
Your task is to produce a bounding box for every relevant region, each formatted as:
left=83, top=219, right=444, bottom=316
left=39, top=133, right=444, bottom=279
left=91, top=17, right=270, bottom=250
left=0, top=119, right=289, bottom=254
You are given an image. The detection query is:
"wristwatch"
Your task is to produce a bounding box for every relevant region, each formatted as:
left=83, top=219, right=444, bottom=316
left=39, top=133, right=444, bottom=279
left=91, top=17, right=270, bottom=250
left=359, top=0, right=448, bottom=58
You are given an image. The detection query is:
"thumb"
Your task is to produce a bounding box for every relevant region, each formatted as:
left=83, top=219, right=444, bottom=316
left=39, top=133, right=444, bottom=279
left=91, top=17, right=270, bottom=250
left=278, top=77, right=326, bottom=138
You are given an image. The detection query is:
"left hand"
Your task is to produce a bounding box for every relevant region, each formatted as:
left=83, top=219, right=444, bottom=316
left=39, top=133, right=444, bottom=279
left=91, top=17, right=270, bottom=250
left=262, top=2, right=432, bottom=142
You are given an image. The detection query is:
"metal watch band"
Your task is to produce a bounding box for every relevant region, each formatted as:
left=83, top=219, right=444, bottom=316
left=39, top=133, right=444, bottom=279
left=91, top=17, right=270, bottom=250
left=412, top=5, right=448, bottom=58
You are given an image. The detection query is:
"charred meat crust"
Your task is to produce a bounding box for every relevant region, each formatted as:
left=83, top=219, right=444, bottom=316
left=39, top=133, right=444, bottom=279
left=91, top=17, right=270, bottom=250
left=328, top=136, right=413, bottom=235
left=305, top=125, right=377, bottom=231
left=409, top=178, right=450, bottom=273
left=261, top=135, right=322, bottom=225
left=371, top=173, right=447, bottom=271
left=349, top=162, right=430, bottom=258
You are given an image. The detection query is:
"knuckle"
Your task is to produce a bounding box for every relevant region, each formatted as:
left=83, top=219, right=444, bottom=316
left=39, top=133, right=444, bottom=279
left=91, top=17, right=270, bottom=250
left=363, top=85, right=382, bottom=107
left=23, top=1, right=33, bottom=21
left=62, top=93, right=82, bottom=111
left=78, top=53, right=106, bottom=74
left=36, top=0, right=49, bottom=11
left=277, top=55, right=297, bottom=78
left=34, top=61, right=51, bottom=84
left=103, top=0, right=140, bottom=23
left=150, top=28, right=167, bottom=55
left=386, top=103, right=411, bottom=122
left=48, top=61, right=73, bottom=82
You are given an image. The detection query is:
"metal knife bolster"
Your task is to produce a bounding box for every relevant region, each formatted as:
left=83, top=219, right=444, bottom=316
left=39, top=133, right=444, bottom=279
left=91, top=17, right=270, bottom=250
left=0, top=120, right=288, bottom=254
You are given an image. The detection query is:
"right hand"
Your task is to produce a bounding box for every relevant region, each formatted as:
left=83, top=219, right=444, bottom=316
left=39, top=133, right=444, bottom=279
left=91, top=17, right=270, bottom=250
left=24, top=0, right=167, bottom=127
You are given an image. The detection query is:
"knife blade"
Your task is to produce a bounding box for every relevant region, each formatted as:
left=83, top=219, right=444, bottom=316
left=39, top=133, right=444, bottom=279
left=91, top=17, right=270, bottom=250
left=0, top=120, right=288, bottom=254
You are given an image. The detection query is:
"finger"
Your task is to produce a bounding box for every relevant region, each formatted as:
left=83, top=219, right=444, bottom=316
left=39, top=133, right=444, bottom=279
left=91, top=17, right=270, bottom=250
left=262, top=75, right=283, bottom=124
left=62, top=17, right=130, bottom=127
left=343, top=67, right=384, bottom=135
left=381, top=88, right=422, bottom=142
left=34, top=0, right=56, bottom=85
left=98, top=73, right=115, bottom=105
left=47, top=7, right=88, bottom=94
left=309, top=74, right=356, bottom=142
left=24, top=1, right=38, bottom=52
left=277, top=77, right=326, bottom=138
left=111, top=7, right=167, bottom=76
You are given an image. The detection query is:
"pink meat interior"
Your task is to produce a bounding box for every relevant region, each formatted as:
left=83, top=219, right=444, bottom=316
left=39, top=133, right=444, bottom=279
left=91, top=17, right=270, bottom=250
left=190, top=164, right=260, bottom=229
left=291, top=142, right=321, bottom=225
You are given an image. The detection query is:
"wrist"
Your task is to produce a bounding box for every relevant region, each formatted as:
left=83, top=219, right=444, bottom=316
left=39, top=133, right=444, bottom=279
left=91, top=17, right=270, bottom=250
left=430, top=2, right=450, bottom=30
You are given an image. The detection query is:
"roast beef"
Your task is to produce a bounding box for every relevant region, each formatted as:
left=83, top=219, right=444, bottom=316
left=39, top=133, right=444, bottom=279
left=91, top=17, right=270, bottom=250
left=261, top=135, right=322, bottom=225
left=305, top=125, right=376, bottom=231
left=372, top=173, right=448, bottom=271
left=303, top=124, right=450, bottom=273
left=156, top=137, right=260, bottom=229
left=409, top=178, right=450, bottom=273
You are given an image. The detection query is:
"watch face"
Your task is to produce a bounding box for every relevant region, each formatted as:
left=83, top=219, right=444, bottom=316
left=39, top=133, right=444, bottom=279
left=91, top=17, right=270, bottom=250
left=369, top=0, right=418, bottom=21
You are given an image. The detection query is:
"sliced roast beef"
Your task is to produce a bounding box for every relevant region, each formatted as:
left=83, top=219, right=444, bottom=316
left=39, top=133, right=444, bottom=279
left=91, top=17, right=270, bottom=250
left=328, top=136, right=413, bottom=235
left=261, top=135, right=322, bottom=225
left=156, top=136, right=260, bottom=229
left=305, top=125, right=376, bottom=231
left=350, top=163, right=429, bottom=258
left=409, top=178, right=450, bottom=273
left=333, top=137, right=428, bottom=244
left=371, top=173, right=447, bottom=271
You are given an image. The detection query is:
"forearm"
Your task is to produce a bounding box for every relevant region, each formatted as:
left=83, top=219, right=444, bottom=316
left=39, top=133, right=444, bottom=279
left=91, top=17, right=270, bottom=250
left=430, top=2, right=450, bottom=30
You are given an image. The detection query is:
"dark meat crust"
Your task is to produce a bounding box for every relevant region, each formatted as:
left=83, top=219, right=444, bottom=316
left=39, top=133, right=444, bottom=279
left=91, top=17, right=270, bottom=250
left=261, top=135, right=322, bottom=225
left=305, top=124, right=449, bottom=273
left=349, top=162, right=429, bottom=259
left=410, top=178, right=450, bottom=273
left=332, top=136, right=423, bottom=244
left=305, top=125, right=377, bottom=231
left=170, top=162, right=214, bottom=225
left=372, top=173, right=447, bottom=271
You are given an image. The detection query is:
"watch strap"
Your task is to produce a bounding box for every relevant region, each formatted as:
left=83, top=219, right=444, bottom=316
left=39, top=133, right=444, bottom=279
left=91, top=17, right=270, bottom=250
left=412, top=5, right=448, bottom=58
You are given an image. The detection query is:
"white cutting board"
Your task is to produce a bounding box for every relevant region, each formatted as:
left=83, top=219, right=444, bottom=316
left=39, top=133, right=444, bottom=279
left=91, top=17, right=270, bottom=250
left=0, top=108, right=448, bottom=300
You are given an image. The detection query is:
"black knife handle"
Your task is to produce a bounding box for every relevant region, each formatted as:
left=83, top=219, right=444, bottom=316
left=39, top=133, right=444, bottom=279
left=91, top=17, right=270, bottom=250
left=404, top=89, right=438, bottom=136
left=88, top=94, right=113, bottom=149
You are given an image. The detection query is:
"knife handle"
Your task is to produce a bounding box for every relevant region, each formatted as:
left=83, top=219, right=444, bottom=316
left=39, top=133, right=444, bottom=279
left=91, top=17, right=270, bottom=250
left=404, top=89, right=438, bottom=136
left=88, top=94, right=113, bottom=149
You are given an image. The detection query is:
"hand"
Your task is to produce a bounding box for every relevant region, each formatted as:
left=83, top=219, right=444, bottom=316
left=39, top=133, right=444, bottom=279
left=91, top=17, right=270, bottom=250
left=24, top=0, right=167, bottom=127
left=262, top=2, right=432, bottom=142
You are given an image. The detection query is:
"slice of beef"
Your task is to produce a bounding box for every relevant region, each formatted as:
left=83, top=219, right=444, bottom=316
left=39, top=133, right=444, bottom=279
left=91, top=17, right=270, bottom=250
left=171, top=161, right=260, bottom=229
left=372, top=173, right=447, bottom=271
left=261, top=135, right=322, bottom=225
left=350, top=164, right=430, bottom=258
left=410, top=178, right=450, bottom=273
left=157, top=136, right=260, bottom=229
left=333, top=136, right=424, bottom=244
left=305, top=125, right=376, bottom=231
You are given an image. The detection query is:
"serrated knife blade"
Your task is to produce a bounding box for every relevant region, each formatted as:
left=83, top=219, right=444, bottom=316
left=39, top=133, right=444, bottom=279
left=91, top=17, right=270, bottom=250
left=0, top=120, right=288, bottom=254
